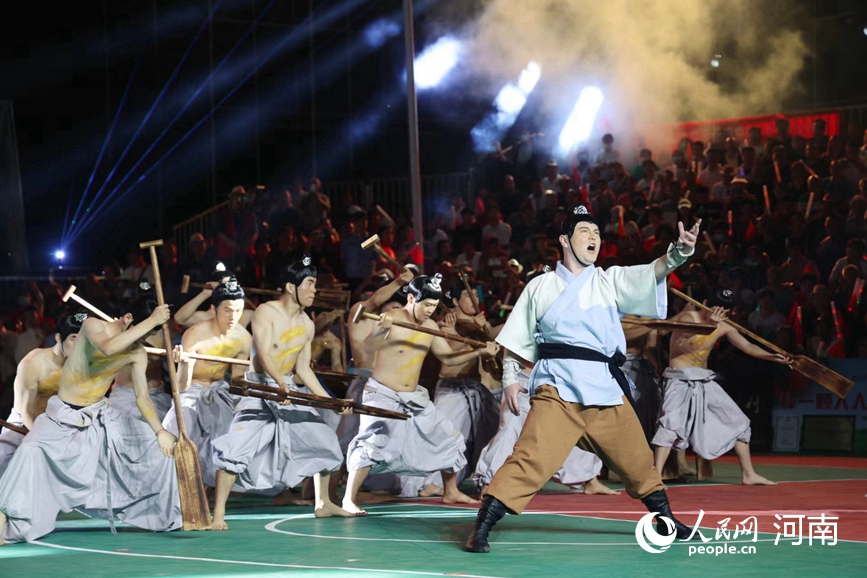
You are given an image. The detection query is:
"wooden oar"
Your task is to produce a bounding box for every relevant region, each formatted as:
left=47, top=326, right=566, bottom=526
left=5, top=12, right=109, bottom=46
left=0, top=419, right=28, bottom=436
left=141, top=239, right=211, bottom=531
left=351, top=305, right=489, bottom=349
left=671, top=288, right=853, bottom=399
left=622, top=316, right=717, bottom=335
left=229, top=378, right=409, bottom=420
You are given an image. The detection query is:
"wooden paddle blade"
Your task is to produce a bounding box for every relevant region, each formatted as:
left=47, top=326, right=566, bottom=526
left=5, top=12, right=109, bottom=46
left=792, top=356, right=853, bottom=399
left=174, top=435, right=212, bottom=531
left=696, top=456, right=714, bottom=480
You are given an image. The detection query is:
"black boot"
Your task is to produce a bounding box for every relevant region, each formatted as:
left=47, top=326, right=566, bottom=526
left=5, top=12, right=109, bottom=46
left=641, top=490, right=695, bottom=540
left=465, top=495, right=508, bottom=553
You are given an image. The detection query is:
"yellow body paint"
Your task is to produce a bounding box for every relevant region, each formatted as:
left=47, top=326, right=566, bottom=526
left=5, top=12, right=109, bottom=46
left=279, top=326, right=307, bottom=344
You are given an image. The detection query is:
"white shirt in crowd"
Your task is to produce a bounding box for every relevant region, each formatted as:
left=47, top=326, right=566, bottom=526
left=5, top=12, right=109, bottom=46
left=698, top=167, right=723, bottom=189
left=455, top=252, right=482, bottom=271
left=482, top=221, right=512, bottom=246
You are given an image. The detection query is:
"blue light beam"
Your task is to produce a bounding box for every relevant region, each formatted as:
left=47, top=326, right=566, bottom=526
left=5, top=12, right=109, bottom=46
left=64, top=55, right=143, bottom=244
left=67, top=0, right=225, bottom=238
left=68, top=0, right=376, bottom=243
left=68, top=0, right=373, bottom=241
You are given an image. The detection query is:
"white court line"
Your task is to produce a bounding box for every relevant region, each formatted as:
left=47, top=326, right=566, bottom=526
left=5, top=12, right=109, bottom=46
left=377, top=503, right=867, bottom=545
left=30, top=540, right=505, bottom=578
left=263, top=508, right=792, bottom=547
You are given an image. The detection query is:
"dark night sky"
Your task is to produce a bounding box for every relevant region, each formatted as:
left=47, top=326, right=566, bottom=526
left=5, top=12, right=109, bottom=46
left=1, top=0, right=485, bottom=269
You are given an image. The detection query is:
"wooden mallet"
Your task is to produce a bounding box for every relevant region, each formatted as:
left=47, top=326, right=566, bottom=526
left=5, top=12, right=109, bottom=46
left=62, top=285, right=115, bottom=322
left=140, top=239, right=211, bottom=531
left=671, top=287, right=853, bottom=399
left=361, top=234, right=407, bottom=271
left=351, top=304, right=489, bottom=349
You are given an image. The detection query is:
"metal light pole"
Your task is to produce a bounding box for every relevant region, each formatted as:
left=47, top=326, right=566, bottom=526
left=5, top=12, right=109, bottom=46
left=403, top=0, right=424, bottom=264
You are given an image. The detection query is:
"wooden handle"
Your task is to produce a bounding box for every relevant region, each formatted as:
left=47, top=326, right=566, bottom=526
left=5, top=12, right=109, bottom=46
left=231, top=378, right=409, bottom=420
left=671, top=288, right=784, bottom=354
left=63, top=288, right=115, bottom=322
left=141, top=240, right=188, bottom=437
left=458, top=271, right=480, bottom=313
left=359, top=311, right=488, bottom=348
left=0, top=419, right=28, bottom=436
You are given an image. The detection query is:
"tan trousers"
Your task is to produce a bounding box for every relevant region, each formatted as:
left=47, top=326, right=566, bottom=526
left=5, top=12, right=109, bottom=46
left=487, top=385, right=664, bottom=514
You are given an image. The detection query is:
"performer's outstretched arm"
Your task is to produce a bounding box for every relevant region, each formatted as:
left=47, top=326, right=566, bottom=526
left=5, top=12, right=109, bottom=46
left=652, top=219, right=701, bottom=280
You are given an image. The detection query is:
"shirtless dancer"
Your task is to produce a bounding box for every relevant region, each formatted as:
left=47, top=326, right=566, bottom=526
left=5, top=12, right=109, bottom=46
left=338, top=269, right=414, bottom=453
left=411, top=283, right=505, bottom=497
left=0, top=302, right=179, bottom=544
left=210, top=257, right=351, bottom=528
left=165, top=278, right=251, bottom=487
left=0, top=313, right=84, bottom=478
left=652, top=289, right=787, bottom=485
left=343, top=274, right=499, bottom=515
left=110, top=295, right=173, bottom=422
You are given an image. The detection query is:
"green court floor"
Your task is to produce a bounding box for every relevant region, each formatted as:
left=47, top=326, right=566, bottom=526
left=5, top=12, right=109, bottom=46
left=1, top=458, right=864, bottom=578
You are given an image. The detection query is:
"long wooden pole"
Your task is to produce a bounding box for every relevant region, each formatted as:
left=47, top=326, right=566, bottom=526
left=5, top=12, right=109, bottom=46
left=353, top=306, right=488, bottom=348
left=671, top=287, right=853, bottom=398
left=140, top=239, right=211, bottom=530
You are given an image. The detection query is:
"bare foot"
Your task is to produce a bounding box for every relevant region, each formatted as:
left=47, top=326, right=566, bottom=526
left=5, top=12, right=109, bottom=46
left=742, top=472, right=776, bottom=486
left=418, top=483, right=444, bottom=498
left=583, top=477, right=621, bottom=495
left=442, top=490, right=479, bottom=505
left=341, top=500, right=368, bottom=517
left=274, top=489, right=314, bottom=507
left=315, top=501, right=354, bottom=518
left=680, top=463, right=697, bottom=476
left=211, top=516, right=229, bottom=531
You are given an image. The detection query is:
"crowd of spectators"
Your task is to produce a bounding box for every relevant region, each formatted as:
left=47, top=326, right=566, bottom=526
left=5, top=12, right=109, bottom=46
left=2, top=118, right=867, bottom=439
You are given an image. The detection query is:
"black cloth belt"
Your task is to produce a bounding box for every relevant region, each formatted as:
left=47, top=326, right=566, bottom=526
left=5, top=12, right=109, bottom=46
left=536, top=342, right=636, bottom=412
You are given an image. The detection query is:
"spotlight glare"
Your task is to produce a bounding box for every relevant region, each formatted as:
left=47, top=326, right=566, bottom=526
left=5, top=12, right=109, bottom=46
left=413, top=36, right=461, bottom=90
left=558, top=87, right=604, bottom=154
left=495, top=85, right=527, bottom=116
left=470, top=61, right=541, bottom=153
left=517, top=61, right=542, bottom=94
left=54, top=250, right=66, bottom=261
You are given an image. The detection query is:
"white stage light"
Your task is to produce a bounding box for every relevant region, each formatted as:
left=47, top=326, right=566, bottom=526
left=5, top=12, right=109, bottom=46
left=54, top=250, right=66, bottom=261
left=413, top=36, right=461, bottom=90
left=470, top=62, right=541, bottom=152
left=558, top=87, right=604, bottom=154
left=517, top=62, right=541, bottom=94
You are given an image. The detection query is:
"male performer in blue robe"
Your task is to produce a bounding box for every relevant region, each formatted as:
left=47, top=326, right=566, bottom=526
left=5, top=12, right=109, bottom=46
left=465, top=205, right=700, bottom=553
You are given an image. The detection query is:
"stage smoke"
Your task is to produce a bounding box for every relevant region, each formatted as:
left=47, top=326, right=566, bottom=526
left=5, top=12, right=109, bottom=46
left=451, top=0, right=808, bottom=156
